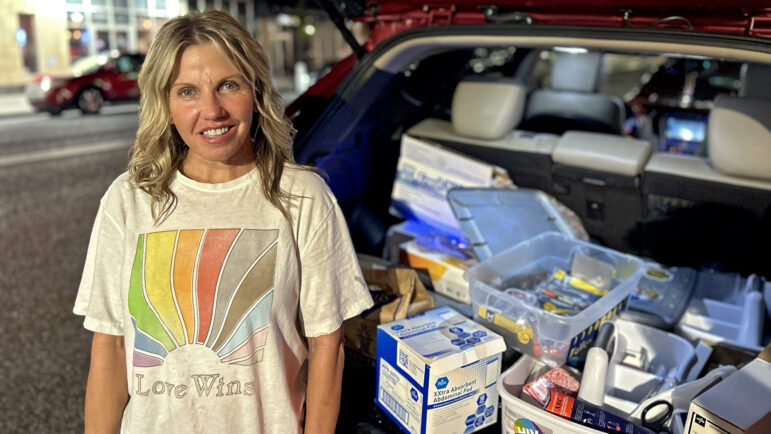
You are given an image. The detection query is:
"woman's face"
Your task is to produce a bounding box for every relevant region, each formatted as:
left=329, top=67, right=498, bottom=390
left=169, top=43, right=256, bottom=178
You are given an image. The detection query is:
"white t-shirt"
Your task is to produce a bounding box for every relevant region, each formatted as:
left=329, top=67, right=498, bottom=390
left=74, top=166, right=373, bottom=433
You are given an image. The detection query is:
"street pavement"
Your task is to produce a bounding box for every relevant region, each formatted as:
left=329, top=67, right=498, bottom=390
left=0, top=148, right=130, bottom=433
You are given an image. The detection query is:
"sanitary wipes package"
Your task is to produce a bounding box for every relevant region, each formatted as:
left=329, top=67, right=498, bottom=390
left=376, top=306, right=506, bottom=434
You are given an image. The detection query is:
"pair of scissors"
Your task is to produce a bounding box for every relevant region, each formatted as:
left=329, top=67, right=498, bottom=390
left=640, top=400, right=674, bottom=434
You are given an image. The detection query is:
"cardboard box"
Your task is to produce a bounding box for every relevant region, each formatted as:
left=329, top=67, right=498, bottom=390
left=376, top=306, right=506, bottom=434
left=685, top=358, right=771, bottom=433
left=399, top=240, right=477, bottom=304
left=390, top=134, right=509, bottom=241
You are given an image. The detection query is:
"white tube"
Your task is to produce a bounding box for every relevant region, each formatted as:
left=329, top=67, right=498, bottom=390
left=578, top=346, right=609, bottom=407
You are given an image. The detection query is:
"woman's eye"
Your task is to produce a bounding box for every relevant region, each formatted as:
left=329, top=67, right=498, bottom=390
left=222, top=81, right=239, bottom=90
left=179, top=88, right=194, bottom=97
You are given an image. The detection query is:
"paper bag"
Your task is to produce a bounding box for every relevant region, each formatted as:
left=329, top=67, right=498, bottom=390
left=343, top=268, right=434, bottom=366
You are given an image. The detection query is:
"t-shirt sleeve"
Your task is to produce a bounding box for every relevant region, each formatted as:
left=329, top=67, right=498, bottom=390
left=73, top=191, right=126, bottom=336
left=298, top=200, right=374, bottom=338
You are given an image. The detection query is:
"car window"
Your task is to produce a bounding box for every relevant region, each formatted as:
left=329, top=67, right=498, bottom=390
left=402, top=47, right=744, bottom=156
left=116, top=55, right=137, bottom=73
left=70, top=53, right=112, bottom=76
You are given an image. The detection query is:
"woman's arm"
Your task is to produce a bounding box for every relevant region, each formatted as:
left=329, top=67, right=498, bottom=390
left=306, top=326, right=345, bottom=434
left=85, top=332, right=129, bottom=434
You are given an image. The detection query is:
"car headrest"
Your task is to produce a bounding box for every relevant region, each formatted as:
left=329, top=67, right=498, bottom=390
left=451, top=78, right=526, bottom=140
left=740, top=63, right=771, bottom=99
left=708, top=95, right=771, bottom=180
left=550, top=52, right=603, bottom=93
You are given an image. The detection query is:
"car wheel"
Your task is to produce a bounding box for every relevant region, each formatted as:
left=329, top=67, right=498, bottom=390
left=76, top=87, right=104, bottom=114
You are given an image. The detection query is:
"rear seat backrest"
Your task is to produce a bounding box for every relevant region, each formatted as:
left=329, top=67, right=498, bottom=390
left=739, top=62, right=771, bottom=99
left=521, top=52, right=626, bottom=135
left=708, top=96, right=771, bottom=180
left=550, top=131, right=651, bottom=253
left=641, top=62, right=771, bottom=277
left=407, top=77, right=558, bottom=191
left=450, top=77, right=526, bottom=140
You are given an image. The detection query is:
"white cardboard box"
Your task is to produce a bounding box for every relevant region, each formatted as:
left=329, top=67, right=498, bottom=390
left=685, top=358, right=771, bottom=433
left=390, top=134, right=508, bottom=241
left=399, top=240, right=477, bottom=304
left=376, top=306, right=506, bottom=434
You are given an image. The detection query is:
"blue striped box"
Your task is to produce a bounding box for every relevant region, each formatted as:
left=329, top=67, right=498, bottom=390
left=376, top=306, right=506, bottom=434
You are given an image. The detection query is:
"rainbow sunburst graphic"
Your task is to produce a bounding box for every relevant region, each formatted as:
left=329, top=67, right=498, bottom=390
left=128, top=228, right=278, bottom=367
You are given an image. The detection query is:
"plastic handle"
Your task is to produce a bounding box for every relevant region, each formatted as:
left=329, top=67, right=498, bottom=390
left=739, top=290, right=763, bottom=346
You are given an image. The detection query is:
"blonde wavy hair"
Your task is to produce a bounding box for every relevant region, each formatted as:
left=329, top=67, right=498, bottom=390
left=129, top=10, right=301, bottom=223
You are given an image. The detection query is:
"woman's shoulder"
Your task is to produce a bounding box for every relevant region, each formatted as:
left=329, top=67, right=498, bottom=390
left=280, top=165, right=332, bottom=199
left=99, top=171, right=146, bottom=211
left=104, top=171, right=137, bottom=198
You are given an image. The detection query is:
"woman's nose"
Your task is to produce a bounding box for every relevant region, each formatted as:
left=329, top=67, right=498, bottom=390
left=200, top=91, right=227, bottom=119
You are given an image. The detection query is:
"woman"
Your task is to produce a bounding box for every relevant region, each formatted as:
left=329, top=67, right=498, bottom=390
left=74, top=11, right=372, bottom=433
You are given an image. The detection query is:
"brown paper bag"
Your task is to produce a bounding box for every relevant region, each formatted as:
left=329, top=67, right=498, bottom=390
left=343, top=268, right=434, bottom=366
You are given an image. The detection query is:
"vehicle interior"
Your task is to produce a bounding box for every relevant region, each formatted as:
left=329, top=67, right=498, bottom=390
left=293, top=28, right=771, bottom=280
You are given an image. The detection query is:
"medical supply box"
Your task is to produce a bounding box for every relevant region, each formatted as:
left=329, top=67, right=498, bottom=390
left=375, top=306, right=506, bottom=434
left=685, top=358, right=771, bottom=434
left=400, top=240, right=477, bottom=304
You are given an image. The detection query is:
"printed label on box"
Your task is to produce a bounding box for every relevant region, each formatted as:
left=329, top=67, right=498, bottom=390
left=379, top=358, right=424, bottom=434
left=425, top=355, right=501, bottom=433
left=390, top=135, right=496, bottom=239
left=376, top=307, right=506, bottom=434
left=397, top=342, right=426, bottom=385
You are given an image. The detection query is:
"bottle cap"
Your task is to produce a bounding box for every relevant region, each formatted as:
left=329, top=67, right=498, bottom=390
left=593, top=321, right=615, bottom=354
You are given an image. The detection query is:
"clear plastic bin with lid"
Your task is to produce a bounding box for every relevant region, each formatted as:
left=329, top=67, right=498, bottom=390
left=466, top=232, right=645, bottom=366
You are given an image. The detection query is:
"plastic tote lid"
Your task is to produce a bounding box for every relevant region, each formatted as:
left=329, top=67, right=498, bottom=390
left=448, top=188, right=580, bottom=261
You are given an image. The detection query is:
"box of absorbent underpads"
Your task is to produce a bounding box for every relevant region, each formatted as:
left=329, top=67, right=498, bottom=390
left=375, top=306, right=506, bottom=434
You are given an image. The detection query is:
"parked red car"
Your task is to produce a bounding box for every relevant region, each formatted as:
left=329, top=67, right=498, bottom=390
left=25, top=51, right=145, bottom=115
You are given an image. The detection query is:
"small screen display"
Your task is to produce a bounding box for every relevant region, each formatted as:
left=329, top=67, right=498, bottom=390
left=661, top=114, right=708, bottom=155
left=666, top=117, right=707, bottom=143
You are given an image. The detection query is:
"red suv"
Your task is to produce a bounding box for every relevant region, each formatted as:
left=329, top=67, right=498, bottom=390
left=25, top=51, right=145, bottom=115
left=290, top=0, right=771, bottom=278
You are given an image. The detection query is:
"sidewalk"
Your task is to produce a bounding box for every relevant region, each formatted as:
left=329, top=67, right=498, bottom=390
left=0, top=92, right=34, bottom=118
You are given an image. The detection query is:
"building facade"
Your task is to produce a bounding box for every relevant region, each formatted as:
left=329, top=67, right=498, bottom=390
left=1, top=0, right=352, bottom=91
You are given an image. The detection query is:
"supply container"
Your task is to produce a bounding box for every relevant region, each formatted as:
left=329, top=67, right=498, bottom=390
left=621, top=264, right=698, bottom=329
left=498, top=355, right=604, bottom=434
left=466, top=232, right=644, bottom=366
left=603, top=319, right=696, bottom=416
left=676, top=271, right=768, bottom=353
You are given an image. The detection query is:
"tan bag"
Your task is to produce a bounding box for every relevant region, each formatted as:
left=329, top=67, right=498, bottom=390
left=343, top=268, right=434, bottom=366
